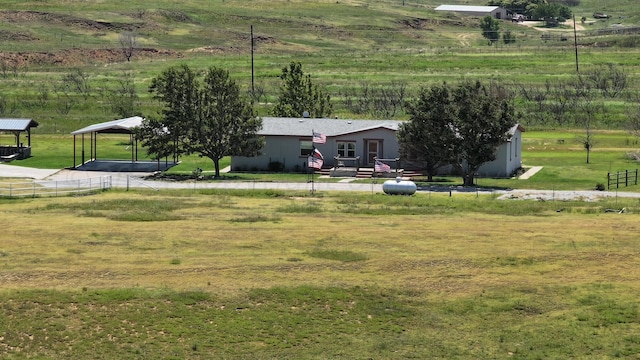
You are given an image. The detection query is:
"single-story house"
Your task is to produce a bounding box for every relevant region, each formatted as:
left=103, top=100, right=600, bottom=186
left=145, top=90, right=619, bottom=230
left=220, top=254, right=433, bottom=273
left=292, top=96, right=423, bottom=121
left=231, top=117, right=524, bottom=178
left=435, top=5, right=508, bottom=19
left=232, top=117, right=402, bottom=172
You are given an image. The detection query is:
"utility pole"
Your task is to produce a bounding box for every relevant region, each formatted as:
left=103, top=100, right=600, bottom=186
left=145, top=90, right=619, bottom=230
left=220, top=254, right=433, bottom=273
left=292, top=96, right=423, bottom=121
left=251, top=25, right=255, bottom=96
left=573, top=15, right=579, bottom=73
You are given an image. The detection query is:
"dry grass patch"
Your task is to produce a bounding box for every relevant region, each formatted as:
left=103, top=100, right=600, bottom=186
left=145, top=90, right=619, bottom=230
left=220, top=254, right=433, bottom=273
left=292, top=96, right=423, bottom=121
left=2, top=190, right=640, bottom=358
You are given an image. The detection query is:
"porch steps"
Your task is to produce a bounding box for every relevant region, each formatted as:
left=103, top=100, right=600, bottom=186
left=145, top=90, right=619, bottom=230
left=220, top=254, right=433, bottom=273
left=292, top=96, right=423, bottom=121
left=356, top=168, right=374, bottom=178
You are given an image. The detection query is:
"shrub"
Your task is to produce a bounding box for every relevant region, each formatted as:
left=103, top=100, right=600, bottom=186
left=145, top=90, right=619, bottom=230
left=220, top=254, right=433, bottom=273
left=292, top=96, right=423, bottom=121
left=268, top=161, right=285, bottom=172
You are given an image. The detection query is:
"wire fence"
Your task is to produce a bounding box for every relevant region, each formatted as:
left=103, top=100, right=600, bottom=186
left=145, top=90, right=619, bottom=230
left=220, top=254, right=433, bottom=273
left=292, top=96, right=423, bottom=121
left=607, top=170, right=638, bottom=190
left=0, top=176, right=112, bottom=198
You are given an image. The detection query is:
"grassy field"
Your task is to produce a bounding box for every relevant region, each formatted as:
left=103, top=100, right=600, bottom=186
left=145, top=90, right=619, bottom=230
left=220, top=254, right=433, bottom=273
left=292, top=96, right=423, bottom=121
left=2, top=1, right=640, bottom=358
left=2, top=190, right=640, bottom=358
left=0, top=0, right=638, bottom=133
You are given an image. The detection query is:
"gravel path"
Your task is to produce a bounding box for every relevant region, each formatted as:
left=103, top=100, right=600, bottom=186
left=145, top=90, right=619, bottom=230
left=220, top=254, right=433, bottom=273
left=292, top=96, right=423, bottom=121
left=1, top=164, right=639, bottom=201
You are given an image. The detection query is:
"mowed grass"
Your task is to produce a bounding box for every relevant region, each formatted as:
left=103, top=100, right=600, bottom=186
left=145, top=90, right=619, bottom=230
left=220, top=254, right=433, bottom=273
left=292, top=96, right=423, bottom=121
left=2, top=190, right=640, bottom=358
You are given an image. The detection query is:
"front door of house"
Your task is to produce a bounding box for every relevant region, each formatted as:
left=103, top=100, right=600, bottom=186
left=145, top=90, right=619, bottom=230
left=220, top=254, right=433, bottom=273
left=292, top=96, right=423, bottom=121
left=366, top=140, right=381, bottom=165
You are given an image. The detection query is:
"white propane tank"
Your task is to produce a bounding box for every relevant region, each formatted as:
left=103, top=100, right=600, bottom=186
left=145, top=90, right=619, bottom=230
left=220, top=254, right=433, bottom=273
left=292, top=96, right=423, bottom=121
left=382, top=177, right=417, bottom=195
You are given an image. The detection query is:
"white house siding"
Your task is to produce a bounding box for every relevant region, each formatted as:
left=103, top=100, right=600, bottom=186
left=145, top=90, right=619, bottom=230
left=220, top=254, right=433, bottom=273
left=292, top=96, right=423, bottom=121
left=232, top=136, right=304, bottom=171
left=231, top=128, right=400, bottom=171
left=477, top=127, right=522, bottom=177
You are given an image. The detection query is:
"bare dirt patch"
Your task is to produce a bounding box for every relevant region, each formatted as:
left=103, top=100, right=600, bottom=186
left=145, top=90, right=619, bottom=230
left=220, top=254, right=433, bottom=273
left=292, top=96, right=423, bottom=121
left=0, top=10, right=145, bottom=32
left=519, top=19, right=585, bottom=31
left=0, top=48, right=182, bottom=67
left=401, top=17, right=465, bottom=30
left=0, top=30, right=38, bottom=42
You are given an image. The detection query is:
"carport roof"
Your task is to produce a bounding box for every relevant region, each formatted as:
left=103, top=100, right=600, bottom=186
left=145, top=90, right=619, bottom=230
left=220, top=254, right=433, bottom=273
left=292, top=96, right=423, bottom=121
left=71, top=116, right=143, bottom=135
left=0, top=118, right=39, bottom=131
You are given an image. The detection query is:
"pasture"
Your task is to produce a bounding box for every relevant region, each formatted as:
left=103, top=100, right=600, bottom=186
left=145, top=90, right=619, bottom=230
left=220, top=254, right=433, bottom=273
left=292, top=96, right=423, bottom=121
left=2, top=190, right=640, bottom=358
left=2, top=1, right=640, bottom=358
left=0, top=0, right=639, bottom=132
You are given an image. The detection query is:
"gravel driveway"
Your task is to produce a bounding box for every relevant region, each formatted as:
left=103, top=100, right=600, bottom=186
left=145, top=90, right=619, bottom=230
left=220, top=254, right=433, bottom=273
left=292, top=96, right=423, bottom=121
left=1, top=164, right=639, bottom=201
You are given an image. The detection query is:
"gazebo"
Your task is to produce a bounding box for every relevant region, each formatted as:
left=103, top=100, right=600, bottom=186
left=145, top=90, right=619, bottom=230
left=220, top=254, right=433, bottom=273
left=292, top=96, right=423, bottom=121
left=0, top=118, right=39, bottom=161
left=70, top=116, right=177, bottom=172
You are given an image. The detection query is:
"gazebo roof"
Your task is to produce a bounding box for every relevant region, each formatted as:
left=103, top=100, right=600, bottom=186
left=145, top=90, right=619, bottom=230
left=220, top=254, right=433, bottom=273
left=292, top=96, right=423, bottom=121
left=0, top=118, right=39, bottom=131
left=71, top=116, right=143, bottom=135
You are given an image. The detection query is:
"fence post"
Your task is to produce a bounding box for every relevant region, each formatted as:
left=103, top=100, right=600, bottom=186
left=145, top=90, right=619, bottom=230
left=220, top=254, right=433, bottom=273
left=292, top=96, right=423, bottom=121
left=626, top=169, right=629, bottom=187
left=607, top=172, right=611, bottom=189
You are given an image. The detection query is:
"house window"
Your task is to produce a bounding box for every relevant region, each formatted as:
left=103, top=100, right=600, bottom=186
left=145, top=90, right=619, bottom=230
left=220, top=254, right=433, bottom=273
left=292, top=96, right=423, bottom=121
left=300, top=140, right=313, bottom=157
left=337, top=142, right=355, bottom=157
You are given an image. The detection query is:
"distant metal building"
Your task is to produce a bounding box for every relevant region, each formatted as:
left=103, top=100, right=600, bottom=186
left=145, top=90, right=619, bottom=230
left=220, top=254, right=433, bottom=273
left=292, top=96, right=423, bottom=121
left=435, top=5, right=508, bottom=19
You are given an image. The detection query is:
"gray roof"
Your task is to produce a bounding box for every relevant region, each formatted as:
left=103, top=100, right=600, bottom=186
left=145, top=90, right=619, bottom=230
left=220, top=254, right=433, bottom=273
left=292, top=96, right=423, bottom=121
left=0, top=118, right=39, bottom=131
left=259, top=117, right=404, bottom=137
left=71, top=116, right=143, bottom=135
left=435, top=5, right=501, bottom=12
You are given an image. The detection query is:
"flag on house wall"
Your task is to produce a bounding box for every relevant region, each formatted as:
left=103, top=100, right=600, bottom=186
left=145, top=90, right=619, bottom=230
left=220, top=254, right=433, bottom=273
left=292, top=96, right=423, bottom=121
left=308, top=147, right=324, bottom=169
left=375, top=159, right=391, bottom=173
left=312, top=131, right=326, bottom=144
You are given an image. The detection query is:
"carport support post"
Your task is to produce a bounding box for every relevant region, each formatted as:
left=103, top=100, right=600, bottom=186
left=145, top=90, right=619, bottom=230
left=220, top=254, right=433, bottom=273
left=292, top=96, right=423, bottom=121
left=81, top=133, right=85, bottom=165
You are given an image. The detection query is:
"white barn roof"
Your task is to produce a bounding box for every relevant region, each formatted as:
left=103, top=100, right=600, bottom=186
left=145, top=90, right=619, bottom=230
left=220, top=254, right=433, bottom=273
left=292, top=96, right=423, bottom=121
left=71, top=116, right=143, bottom=135
left=435, top=5, right=501, bottom=13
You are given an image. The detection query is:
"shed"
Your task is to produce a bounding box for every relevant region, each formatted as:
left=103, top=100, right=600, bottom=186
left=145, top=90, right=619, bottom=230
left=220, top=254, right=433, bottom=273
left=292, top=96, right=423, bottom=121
left=435, top=5, right=508, bottom=19
left=0, top=118, right=39, bottom=161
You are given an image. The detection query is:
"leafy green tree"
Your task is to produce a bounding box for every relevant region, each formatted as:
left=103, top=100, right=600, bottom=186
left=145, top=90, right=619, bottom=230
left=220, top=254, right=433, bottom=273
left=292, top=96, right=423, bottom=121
left=139, top=65, right=263, bottom=177
left=399, top=81, right=516, bottom=186
left=189, top=67, right=263, bottom=177
left=272, top=61, right=332, bottom=118
left=397, top=84, right=457, bottom=181
left=532, top=3, right=572, bottom=26
left=145, top=64, right=199, bottom=163
left=503, top=30, right=516, bottom=44
left=135, top=116, right=174, bottom=162
left=451, top=81, right=516, bottom=186
left=487, top=0, right=549, bottom=18
left=480, top=16, right=500, bottom=44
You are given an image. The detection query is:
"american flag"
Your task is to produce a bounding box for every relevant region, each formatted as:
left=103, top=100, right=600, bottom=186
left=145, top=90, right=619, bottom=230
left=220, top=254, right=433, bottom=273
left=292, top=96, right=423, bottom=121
left=375, top=159, right=391, bottom=173
left=308, top=147, right=324, bottom=170
left=312, top=131, right=326, bottom=144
